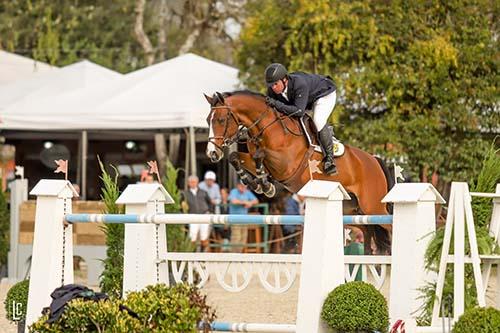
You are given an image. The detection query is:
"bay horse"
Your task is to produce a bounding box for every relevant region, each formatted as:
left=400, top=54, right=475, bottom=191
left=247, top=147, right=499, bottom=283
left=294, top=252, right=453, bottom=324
left=205, top=91, right=392, bottom=254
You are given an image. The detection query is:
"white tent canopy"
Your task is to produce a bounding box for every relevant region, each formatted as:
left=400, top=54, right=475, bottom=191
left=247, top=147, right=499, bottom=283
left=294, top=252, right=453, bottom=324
left=0, top=53, right=240, bottom=130
left=0, top=50, right=57, bottom=86
left=0, top=60, right=121, bottom=117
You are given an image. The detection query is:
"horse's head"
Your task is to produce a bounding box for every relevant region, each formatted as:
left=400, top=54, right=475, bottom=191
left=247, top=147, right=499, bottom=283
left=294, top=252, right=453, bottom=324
left=205, top=92, right=240, bottom=162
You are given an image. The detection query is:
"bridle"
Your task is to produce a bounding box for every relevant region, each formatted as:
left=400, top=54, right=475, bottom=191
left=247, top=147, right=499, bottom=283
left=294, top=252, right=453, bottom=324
left=207, top=99, right=301, bottom=152
left=207, top=105, right=240, bottom=153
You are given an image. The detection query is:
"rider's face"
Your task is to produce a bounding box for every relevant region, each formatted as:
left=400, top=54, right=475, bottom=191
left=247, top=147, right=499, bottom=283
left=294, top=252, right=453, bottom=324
left=271, top=79, right=286, bottom=94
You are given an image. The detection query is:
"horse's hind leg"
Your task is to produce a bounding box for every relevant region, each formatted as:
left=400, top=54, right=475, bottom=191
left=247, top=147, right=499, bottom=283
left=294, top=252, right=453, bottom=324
left=254, top=149, right=276, bottom=197
left=350, top=185, right=391, bottom=254
left=229, top=151, right=262, bottom=193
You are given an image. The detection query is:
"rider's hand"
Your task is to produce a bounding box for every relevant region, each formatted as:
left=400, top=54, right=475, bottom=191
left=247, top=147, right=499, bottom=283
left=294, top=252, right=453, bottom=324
left=265, top=96, right=277, bottom=107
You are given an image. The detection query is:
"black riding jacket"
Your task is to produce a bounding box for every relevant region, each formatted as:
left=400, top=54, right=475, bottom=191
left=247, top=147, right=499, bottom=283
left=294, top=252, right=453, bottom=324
left=267, top=72, right=336, bottom=116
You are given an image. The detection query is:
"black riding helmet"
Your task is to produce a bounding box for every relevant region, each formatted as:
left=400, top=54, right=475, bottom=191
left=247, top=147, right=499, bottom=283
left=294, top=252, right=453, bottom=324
left=265, top=63, right=288, bottom=87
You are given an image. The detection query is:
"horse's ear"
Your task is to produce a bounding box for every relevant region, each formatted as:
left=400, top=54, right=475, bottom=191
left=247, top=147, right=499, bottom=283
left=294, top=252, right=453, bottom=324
left=216, top=92, right=225, bottom=103
left=204, top=93, right=213, bottom=105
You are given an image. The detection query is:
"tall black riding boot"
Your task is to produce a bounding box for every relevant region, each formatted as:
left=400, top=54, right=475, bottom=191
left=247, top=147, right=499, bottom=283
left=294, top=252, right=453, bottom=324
left=318, top=126, right=337, bottom=174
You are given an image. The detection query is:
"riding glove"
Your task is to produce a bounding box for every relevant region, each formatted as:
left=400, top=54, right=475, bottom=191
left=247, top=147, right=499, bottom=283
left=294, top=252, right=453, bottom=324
left=265, top=97, right=304, bottom=117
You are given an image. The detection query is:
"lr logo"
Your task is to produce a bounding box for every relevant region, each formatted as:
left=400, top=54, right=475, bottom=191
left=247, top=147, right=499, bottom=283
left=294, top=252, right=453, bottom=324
left=11, top=301, right=23, bottom=321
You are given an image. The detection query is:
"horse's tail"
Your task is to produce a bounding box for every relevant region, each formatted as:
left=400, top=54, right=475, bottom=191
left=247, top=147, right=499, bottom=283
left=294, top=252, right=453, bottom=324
left=375, top=156, right=394, bottom=214
left=364, top=156, right=394, bottom=254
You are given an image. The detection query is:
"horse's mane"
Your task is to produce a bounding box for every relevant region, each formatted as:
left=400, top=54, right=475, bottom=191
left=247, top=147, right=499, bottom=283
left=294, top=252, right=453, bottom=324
left=210, top=90, right=265, bottom=107
left=223, top=90, right=265, bottom=99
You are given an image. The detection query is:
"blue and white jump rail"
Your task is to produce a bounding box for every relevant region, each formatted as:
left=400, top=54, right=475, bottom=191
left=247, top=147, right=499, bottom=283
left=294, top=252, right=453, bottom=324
left=25, top=179, right=454, bottom=333
left=64, top=213, right=393, bottom=225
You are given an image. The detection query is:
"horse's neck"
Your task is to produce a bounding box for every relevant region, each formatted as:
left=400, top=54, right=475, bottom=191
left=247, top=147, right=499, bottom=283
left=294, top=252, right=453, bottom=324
left=242, top=108, right=307, bottom=153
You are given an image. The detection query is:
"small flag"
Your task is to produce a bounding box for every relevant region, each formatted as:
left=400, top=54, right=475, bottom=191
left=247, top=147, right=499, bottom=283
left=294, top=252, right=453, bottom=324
left=394, top=164, right=405, bottom=183
left=309, top=159, right=323, bottom=174
left=308, top=159, right=322, bottom=181
left=14, top=166, right=24, bottom=179
left=390, top=319, right=406, bottom=333
left=54, top=160, right=68, bottom=180
left=147, top=160, right=161, bottom=183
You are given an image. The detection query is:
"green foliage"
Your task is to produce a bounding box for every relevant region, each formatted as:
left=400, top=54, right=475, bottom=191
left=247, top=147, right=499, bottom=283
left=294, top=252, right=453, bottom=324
left=237, top=0, right=499, bottom=182
left=29, top=299, right=143, bottom=332
left=0, top=189, right=10, bottom=268
left=98, top=157, right=125, bottom=299
left=236, top=0, right=298, bottom=89
left=471, top=141, right=500, bottom=229
left=417, top=266, right=479, bottom=325
left=123, top=284, right=215, bottom=332
left=0, top=0, right=238, bottom=72
left=452, top=307, right=500, bottom=333
left=4, top=279, right=29, bottom=322
left=163, top=159, right=194, bottom=252
left=418, top=140, right=500, bottom=324
left=321, top=281, right=389, bottom=333
left=0, top=0, right=145, bottom=72
left=29, top=283, right=215, bottom=333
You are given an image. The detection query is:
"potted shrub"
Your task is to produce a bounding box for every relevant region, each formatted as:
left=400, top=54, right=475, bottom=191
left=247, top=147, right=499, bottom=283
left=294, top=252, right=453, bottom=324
left=452, top=307, right=500, bottom=333
left=321, top=281, right=389, bottom=333
left=4, top=279, right=29, bottom=333
left=30, top=283, right=216, bottom=332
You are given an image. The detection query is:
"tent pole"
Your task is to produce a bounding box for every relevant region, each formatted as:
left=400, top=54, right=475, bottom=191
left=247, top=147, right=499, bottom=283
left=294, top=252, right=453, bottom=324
left=184, top=128, right=190, bottom=189
left=189, top=126, right=197, bottom=177
left=81, top=130, right=88, bottom=200
left=76, top=133, right=82, bottom=187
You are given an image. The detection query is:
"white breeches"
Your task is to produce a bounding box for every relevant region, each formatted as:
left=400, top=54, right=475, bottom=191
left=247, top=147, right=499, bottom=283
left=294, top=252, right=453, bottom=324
left=312, top=91, right=337, bottom=130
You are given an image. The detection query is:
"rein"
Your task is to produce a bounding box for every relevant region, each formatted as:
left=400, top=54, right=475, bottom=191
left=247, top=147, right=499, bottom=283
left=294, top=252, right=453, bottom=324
left=209, top=101, right=301, bottom=147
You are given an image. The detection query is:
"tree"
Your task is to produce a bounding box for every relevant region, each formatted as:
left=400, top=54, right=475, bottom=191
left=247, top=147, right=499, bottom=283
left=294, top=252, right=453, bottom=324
left=236, top=0, right=499, bottom=182
left=0, top=0, right=145, bottom=72
left=0, top=0, right=246, bottom=72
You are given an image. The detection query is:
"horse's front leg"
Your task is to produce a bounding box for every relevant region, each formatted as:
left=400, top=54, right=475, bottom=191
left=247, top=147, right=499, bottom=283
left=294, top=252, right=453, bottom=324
left=254, top=149, right=276, bottom=198
left=228, top=151, right=263, bottom=194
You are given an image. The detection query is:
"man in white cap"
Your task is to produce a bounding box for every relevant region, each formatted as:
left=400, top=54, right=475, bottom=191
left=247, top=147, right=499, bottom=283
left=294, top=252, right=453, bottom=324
left=199, top=170, right=221, bottom=213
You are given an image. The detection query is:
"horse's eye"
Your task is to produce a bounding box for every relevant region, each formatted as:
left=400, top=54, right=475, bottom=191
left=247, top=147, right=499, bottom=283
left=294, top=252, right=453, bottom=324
left=217, top=118, right=226, bottom=124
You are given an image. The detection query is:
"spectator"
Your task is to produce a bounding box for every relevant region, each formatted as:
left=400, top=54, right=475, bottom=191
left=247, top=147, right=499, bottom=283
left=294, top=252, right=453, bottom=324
left=344, top=229, right=364, bottom=281
left=283, top=193, right=305, bottom=253
left=140, top=169, right=155, bottom=183
left=72, top=184, right=81, bottom=200
left=181, top=175, right=213, bottom=252
left=220, top=187, right=229, bottom=214
left=217, top=187, right=231, bottom=251
left=228, top=182, right=258, bottom=252
left=199, top=171, right=221, bottom=212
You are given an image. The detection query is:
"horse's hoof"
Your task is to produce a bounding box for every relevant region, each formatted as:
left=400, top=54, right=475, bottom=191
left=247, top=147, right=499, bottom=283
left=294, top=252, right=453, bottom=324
left=253, top=184, right=263, bottom=194
left=264, top=184, right=276, bottom=197
left=325, top=167, right=337, bottom=175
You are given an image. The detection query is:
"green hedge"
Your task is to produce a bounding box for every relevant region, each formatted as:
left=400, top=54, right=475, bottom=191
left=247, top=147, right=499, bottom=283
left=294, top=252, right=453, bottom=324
left=452, top=307, right=500, bottom=333
left=321, top=281, right=389, bottom=333
left=4, top=279, right=29, bottom=322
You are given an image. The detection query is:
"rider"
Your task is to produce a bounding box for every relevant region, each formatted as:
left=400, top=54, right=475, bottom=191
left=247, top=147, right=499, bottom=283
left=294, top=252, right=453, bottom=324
left=264, top=63, right=338, bottom=174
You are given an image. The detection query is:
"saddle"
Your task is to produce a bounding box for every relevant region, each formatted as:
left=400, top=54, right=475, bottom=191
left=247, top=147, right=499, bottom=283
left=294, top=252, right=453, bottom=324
left=299, top=113, right=345, bottom=157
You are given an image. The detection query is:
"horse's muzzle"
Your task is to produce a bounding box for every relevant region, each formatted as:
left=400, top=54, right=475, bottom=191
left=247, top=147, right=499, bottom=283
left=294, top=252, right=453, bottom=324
left=207, top=149, right=223, bottom=163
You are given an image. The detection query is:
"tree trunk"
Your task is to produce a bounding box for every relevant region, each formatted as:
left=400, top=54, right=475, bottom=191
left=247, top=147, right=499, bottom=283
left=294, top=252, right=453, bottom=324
left=134, top=0, right=155, bottom=65
left=157, top=0, right=168, bottom=60
left=154, top=133, right=167, bottom=176
left=178, top=26, right=202, bottom=55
